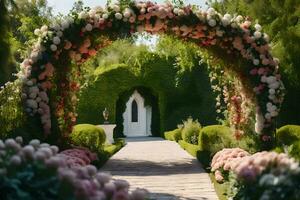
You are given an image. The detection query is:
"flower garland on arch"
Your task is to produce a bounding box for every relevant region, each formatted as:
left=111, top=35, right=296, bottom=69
left=17, top=1, right=284, bottom=146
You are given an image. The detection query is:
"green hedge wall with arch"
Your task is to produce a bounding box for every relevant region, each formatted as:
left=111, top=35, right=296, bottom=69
left=77, top=53, right=217, bottom=137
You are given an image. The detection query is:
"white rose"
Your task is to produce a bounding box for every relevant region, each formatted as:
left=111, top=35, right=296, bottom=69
left=89, top=9, right=97, bottom=18
left=115, top=13, right=123, bottom=20
left=231, top=22, right=238, bottom=28
left=102, top=13, right=109, bottom=19
left=178, top=9, right=185, bottom=16
left=112, top=4, right=120, bottom=12
left=263, top=33, right=269, bottom=42
left=268, top=94, right=276, bottom=100
left=53, top=36, right=61, bottom=45
left=26, top=99, right=38, bottom=109
left=221, top=18, right=230, bottom=26
left=50, top=44, right=57, bottom=51
left=254, top=24, right=262, bottom=31
left=269, top=82, right=280, bottom=89
left=79, top=11, right=88, bottom=19
left=207, top=7, right=216, bottom=15
left=269, top=88, right=276, bottom=95
left=266, top=102, right=273, bottom=108
left=56, top=31, right=63, bottom=37
left=29, top=92, right=37, bottom=99
left=123, top=10, right=131, bottom=18
left=266, top=76, right=276, bottom=84
left=236, top=15, right=243, bottom=22
left=208, top=19, right=216, bottom=27
left=30, top=52, right=39, bottom=63
left=254, top=31, right=262, bottom=39
left=261, top=76, right=267, bottom=83
left=40, top=25, right=48, bottom=32
left=85, top=23, right=93, bottom=31
left=34, top=29, right=41, bottom=36
left=173, top=8, right=179, bottom=14
left=224, top=13, right=232, bottom=20
left=253, top=59, right=260, bottom=66
left=265, top=113, right=272, bottom=120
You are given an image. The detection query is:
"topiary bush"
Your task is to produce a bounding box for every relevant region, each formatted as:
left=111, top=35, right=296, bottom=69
left=181, top=117, right=201, bottom=145
left=69, top=124, right=106, bottom=153
left=164, top=128, right=182, bottom=142
left=198, top=125, right=235, bottom=166
left=276, top=125, right=300, bottom=146
left=288, top=141, right=300, bottom=161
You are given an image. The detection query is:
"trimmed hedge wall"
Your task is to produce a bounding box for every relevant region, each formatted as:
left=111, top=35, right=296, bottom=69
left=178, top=140, right=201, bottom=157
left=165, top=125, right=237, bottom=167
left=276, top=125, right=300, bottom=146
left=276, top=125, right=300, bottom=161
left=77, top=54, right=217, bottom=136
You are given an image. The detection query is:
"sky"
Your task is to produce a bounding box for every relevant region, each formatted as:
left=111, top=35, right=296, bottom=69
left=47, top=0, right=208, bottom=15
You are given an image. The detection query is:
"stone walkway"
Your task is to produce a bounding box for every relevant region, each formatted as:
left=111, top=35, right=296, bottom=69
left=101, top=137, right=218, bottom=200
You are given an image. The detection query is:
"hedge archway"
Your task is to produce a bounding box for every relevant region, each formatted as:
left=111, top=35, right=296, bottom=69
left=18, top=1, right=284, bottom=148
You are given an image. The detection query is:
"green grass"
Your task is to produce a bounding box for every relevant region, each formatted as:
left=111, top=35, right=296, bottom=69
left=209, top=173, right=229, bottom=200
left=178, top=140, right=200, bottom=157
left=94, top=138, right=125, bottom=167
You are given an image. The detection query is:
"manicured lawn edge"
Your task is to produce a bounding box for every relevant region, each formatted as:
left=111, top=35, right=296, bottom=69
left=95, top=138, right=125, bottom=167
left=178, top=140, right=200, bottom=157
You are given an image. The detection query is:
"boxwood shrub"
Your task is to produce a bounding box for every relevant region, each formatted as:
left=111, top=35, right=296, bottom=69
left=276, top=125, right=300, bottom=146
left=164, top=128, right=182, bottom=141
left=198, top=125, right=234, bottom=166
left=69, top=124, right=106, bottom=153
left=178, top=140, right=201, bottom=157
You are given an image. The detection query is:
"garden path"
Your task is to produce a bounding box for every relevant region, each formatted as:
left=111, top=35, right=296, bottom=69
left=101, top=137, right=218, bottom=200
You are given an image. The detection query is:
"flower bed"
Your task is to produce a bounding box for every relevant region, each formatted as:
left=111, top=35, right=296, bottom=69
left=0, top=137, right=147, bottom=200
left=211, top=148, right=300, bottom=199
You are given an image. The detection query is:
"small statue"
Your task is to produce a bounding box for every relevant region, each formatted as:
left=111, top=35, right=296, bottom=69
left=103, top=107, right=109, bottom=124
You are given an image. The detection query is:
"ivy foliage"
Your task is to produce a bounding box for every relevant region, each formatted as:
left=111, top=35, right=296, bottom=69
left=0, top=0, right=15, bottom=85
left=77, top=37, right=217, bottom=136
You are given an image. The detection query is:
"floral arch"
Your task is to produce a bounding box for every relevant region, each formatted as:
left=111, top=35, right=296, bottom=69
left=18, top=1, right=284, bottom=148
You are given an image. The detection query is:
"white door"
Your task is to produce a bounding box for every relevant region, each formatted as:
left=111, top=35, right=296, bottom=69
left=123, top=90, right=152, bottom=137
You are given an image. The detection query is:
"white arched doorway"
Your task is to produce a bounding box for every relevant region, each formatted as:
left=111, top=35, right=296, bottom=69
left=123, top=90, right=152, bottom=137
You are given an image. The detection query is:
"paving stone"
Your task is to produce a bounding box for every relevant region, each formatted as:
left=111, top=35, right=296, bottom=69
left=101, top=137, right=218, bottom=200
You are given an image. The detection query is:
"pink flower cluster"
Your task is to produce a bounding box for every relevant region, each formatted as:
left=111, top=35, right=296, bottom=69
left=0, top=137, right=148, bottom=200
left=211, top=148, right=250, bottom=182
left=232, top=151, right=299, bottom=182
left=58, top=147, right=98, bottom=167
left=211, top=148, right=299, bottom=183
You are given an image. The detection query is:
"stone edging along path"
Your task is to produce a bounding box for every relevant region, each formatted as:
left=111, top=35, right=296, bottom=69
left=101, top=137, right=218, bottom=200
